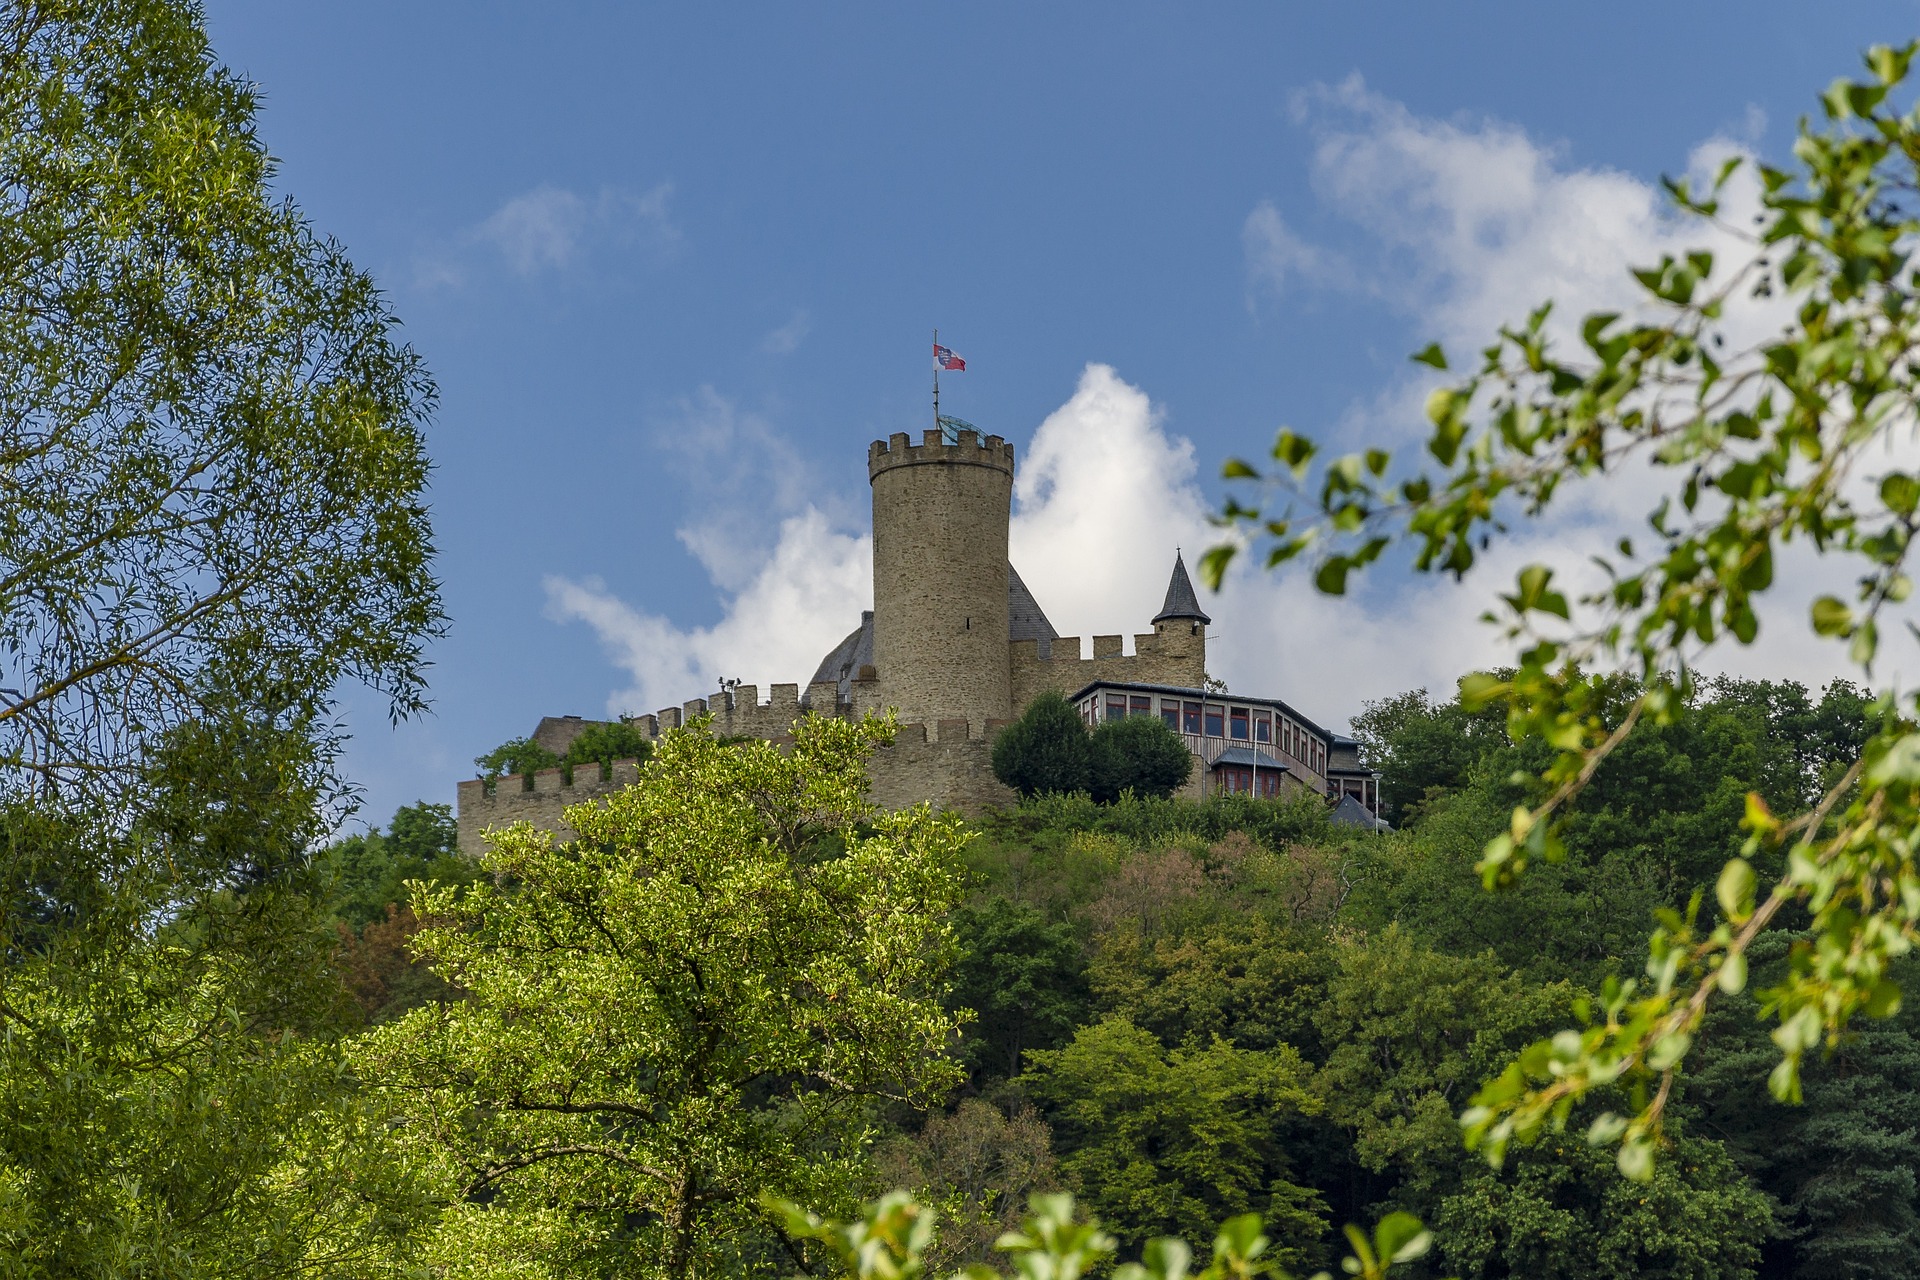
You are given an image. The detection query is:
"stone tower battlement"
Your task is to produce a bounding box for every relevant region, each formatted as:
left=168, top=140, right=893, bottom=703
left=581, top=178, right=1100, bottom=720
left=868, top=426, right=1015, bottom=730
left=867, top=428, right=1015, bottom=480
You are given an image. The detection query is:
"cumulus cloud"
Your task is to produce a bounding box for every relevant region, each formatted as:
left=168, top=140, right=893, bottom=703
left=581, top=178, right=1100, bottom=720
left=415, top=182, right=677, bottom=287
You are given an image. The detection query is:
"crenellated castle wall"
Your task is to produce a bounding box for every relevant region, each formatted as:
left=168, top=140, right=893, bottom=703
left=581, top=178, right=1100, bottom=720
left=455, top=708, right=1015, bottom=853
left=1009, top=622, right=1206, bottom=707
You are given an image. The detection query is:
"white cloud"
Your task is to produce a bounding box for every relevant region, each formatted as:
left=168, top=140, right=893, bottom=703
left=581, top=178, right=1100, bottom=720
left=545, top=510, right=870, bottom=717
left=1242, top=201, right=1351, bottom=300
left=762, top=310, right=812, bottom=354
left=416, top=182, right=677, bottom=287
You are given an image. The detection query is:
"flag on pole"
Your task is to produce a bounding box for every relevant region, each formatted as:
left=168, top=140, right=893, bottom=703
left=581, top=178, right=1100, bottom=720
left=934, top=343, right=966, bottom=371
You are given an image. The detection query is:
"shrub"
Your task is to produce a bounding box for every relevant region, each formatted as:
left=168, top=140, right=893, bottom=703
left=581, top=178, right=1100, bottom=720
left=1090, top=714, right=1193, bottom=801
left=992, top=692, right=1092, bottom=797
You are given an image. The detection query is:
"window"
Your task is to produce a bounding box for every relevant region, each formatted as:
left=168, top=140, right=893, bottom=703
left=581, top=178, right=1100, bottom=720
left=1183, top=701, right=1202, bottom=734
left=1131, top=695, right=1152, bottom=717
left=1161, top=699, right=1181, bottom=729
left=1204, top=705, right=1225, bottom=737
left=1254, top=711, right=1271, bottom=743
left=1230, top=707, right=1249, bottom=740
left=1106, top=695, right=1126, bottom=721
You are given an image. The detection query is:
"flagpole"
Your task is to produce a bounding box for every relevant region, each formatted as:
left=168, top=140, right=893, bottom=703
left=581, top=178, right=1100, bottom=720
left=932, top=327, right=940, bottom=432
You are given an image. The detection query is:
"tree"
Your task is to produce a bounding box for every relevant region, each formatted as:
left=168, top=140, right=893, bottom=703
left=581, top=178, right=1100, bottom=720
left=564, top=719, right=655, bottom=771
left=993, top=693, right=1092, bottom=798
left=0, top=744, right=434, bottom=1276
left=1023, top=1016, right=1329, bottom=1270
left=1349, top=688, right=1508, bottom=826
left=325, top=801, right=468, bottom=930
left=0, top=5, right=444, bottom=1268
left=1091, top=715, right=1194, bottom=802
left=473, top=721, right=655, bottom=785
left=948, top=897, right=1090, bottom=1080
left=1212, top=43, right=1920, bottom=1179
left=473, top=735, right=561, bottom=781
left=0, top=0, right=440, bottom=810
left=356, top=715, right=970, bottom=1279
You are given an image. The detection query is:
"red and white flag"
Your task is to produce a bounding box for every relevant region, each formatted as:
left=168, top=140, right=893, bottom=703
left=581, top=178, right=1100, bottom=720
left=933, top=343, right=966, bottom=371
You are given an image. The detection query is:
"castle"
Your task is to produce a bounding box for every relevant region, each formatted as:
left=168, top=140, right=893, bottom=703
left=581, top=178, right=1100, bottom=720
left=457, top=425, right=1381, bottom=851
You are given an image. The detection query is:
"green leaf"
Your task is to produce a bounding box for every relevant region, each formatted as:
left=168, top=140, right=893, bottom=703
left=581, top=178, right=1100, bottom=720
left=1221, top=458, right=1261, bottom=480
left=1271, top=428, right=1318, bottom=475
left=1411, top=342, right=1448, bottom=370
left=1198, top=544, right=1236, bottom=590
left=1458, top=672, right=1509, bottom=710
left=1375, top=1212, right=1432, bottom=1265
left=1617, top=1137, right=1656, bottom=1182
left=1315, top=557, right=1352, bottom=596
left=1717, top=951, right=1748, bottom=995
left=1811, top=596, right=1854, bottom=637
left=1716, top=858, right=1757, bottom=922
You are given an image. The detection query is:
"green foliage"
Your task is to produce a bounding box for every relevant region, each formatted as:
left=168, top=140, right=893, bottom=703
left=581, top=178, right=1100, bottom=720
left=1088, top=915, right=1332, bottom=1057
left=1315, top=927, right=1575, bottom=1183
left=1216, top=42, right=1920, bottom=1182
left=324, top=801, right=470, bottom=930
left=473, top=735, right=562, bottom=781
left=872, top=1100, right=1060, bottom=1272
left=564, top=719, right=655, bottom=770
left=989, top=790, right=1331, bottom=852
left=0, top=0, right=441, bottom=807
left=1431, top=1134, right=1770, bottom=1280
left=994, top=693, right=1093, bottom=798
left=1024, top=1017, right=1329, bottom=1269
left=475, top=722, right=658, bottom=784
left=0, top=765, right=433, bottom=1275
left=1349, top=688, right=1509, bottom=826
left=357, top=714, right=970, bottom=1279
left=770, top=1191, right=1430, bottom=1280
left=949, top=898, right=1090, bottom=1078
left=1091, top=715, right=1196, bottom=803
left=993, top=700, right=1196, bottom=804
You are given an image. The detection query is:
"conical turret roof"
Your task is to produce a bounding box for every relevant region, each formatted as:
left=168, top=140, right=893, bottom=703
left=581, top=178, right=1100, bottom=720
left=1152, top=552, right=1211, bottom=625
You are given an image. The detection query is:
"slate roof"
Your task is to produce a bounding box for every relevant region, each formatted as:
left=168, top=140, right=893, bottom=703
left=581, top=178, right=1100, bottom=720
left=809, top=610, right=875, bottom=703
left=1210, top=746, right=1290, bottom=771
left=1008, top=563, right=1060, bottom=658
left=1152, top=552, right=1212, bottom=625
left=1329, top=793, right=1388, bottom=830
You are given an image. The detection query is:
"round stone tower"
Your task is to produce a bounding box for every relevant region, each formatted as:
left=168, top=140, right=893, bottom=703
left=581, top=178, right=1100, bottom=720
left=867, top=427, right=1014, bottom=727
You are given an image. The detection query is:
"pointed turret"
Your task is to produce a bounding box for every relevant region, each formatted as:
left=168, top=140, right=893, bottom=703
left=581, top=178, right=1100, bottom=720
left=1152, top=551, right=1212, bottom=626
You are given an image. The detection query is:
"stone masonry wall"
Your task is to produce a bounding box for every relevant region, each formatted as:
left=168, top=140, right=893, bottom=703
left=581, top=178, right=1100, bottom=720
left=1009, top=623, right=1206, bottom=707
left=455, top=713, right=1013, bottom=853
left=868, top=429, right=1015, bottom=731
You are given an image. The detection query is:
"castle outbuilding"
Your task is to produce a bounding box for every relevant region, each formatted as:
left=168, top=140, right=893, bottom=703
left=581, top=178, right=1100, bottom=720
left=456, top=425, right=1380, bottom=850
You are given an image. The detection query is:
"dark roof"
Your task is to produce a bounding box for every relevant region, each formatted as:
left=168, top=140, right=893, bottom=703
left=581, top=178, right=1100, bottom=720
left=1152, top=552, right=1212, bottom=625
left=1008, top=563, right=1060, bottom=658
left=1211, top=746, right=1290, bottom=771
left=1064, top=678, right=1332, bottom=744
left=1329, top=793, right=1387, bottom=830
left=809, top=610, right=875, bottom=703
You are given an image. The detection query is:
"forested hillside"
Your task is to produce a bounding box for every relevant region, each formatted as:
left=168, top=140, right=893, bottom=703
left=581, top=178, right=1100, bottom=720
left=313, top=675, right=1889, bottom=1278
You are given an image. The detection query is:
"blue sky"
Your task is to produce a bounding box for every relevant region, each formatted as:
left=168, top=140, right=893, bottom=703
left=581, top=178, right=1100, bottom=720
left=203, top=2, right=1913, bottom=830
